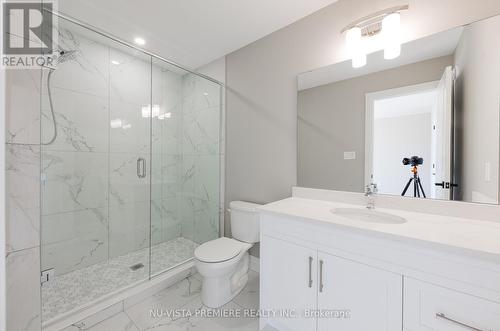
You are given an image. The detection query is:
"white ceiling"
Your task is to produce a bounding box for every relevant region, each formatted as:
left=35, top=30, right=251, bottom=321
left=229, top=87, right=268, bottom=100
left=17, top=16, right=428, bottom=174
left=58, top=0, right=338, bottom=69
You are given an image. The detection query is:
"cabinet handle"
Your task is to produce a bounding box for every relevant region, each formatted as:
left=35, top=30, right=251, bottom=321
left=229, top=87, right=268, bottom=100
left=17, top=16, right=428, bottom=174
left=308, top=256, right=313, bottom=288
left=436, top=313, right=487, bottom=331
left=319, top=260, right=324, bottom=293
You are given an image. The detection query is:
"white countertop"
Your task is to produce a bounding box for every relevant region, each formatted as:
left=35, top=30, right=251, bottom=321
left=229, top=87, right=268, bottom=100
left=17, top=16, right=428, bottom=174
left=258, top=197, right=500, bottom=258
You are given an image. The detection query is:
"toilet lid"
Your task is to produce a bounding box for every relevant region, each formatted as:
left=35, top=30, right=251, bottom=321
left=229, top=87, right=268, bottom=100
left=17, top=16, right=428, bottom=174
left=194, top=237, right=243, bottom=263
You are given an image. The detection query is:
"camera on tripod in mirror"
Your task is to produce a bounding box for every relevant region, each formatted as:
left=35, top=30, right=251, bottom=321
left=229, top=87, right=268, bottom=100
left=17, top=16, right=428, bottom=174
left=402, top=156, right=424, bottom=167
left=401, top=156, right=426, bottom=198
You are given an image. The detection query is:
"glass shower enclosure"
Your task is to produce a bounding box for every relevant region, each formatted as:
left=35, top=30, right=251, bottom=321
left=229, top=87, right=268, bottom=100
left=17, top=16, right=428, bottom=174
left=40, top=15, right=222, bottom=322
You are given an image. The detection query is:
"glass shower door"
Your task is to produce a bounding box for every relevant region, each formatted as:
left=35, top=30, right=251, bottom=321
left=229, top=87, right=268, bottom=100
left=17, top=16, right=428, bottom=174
left=107, top=45, right=152, bottom=277
left=40, top=17, right=152, bottom=321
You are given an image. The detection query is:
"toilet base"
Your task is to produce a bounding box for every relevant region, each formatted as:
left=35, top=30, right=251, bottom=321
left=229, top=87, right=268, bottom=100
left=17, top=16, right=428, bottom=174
left=200, top=253, right=250, bottom=308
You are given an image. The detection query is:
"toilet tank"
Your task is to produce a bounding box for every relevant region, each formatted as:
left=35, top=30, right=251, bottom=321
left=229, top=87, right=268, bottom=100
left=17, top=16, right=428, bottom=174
left=230, top=201, right=261, bottom=244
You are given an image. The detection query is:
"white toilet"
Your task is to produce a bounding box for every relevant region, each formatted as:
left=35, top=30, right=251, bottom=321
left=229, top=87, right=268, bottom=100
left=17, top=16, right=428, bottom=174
left=194, top=201, right=261, bottom=308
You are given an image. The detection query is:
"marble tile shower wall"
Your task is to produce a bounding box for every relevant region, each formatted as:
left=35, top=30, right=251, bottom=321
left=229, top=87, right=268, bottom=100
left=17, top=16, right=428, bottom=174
left=180, top=74, right=221, bottom=245
left=5, top=54, right=43, bottom=330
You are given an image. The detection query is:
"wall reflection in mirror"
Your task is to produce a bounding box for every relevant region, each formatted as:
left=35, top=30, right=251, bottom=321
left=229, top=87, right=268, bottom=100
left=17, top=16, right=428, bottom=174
left=297, top=14, right=500, bottom=204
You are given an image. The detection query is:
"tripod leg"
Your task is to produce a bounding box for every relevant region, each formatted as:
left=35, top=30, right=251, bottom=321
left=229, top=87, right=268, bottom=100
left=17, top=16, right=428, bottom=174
left=417, top=178, right=427, bottom=198
left=416, top=180, right=421, bottom=198
left=414, top=179, right=417, bottom=198
left=402, top=178, right=413, bottom=196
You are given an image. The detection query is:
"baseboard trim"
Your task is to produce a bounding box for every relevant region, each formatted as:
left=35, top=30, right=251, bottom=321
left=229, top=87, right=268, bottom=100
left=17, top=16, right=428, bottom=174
left=250, top=255, right=260, bottom=273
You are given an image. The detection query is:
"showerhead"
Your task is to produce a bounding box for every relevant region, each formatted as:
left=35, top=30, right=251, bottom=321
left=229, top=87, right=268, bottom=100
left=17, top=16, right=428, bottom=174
left=53, top=50, right=78, bottom=65
left=44, top=49, right=79, bottom=146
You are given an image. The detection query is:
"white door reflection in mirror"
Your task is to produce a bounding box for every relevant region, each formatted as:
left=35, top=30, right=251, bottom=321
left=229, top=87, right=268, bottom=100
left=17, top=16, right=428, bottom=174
left=433, top=66, right=454, bottom=200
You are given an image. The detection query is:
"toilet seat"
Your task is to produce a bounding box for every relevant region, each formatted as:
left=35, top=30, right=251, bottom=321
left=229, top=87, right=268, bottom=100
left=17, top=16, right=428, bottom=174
left=194, top=237, right=244, bottom=263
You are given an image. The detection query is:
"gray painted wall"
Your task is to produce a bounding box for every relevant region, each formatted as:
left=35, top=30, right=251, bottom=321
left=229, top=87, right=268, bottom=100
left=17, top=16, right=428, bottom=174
left=297, top=56, right=452, bottom=193
left=225, top=0, right=500, bottom=257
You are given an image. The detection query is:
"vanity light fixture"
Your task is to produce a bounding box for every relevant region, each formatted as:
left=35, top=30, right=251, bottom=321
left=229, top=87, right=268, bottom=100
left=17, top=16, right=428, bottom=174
left=111, top=60, right=120, bottom=65
left=342, top=5, right=408, bottom=68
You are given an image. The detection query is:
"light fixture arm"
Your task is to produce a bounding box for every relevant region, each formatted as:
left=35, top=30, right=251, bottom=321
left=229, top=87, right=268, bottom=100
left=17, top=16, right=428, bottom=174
left=340, top=5, right=409, bottom=34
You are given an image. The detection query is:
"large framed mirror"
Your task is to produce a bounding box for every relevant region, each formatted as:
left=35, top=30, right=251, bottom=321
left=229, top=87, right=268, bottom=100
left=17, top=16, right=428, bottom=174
left=297, top=14, right=500, bottom=204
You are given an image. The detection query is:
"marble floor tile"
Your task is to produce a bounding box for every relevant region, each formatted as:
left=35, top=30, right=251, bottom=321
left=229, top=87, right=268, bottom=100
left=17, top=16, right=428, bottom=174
left=122, top=273, right=260, bottom=331
left=125, top=275, right=202, bottom=330
left=86, top=312, right=138, bottom=331
left=158, top=297, right=259, bottom=331
left=196, top=301, right=258, bottom=331
left=232, top=271, right=260, bottom=311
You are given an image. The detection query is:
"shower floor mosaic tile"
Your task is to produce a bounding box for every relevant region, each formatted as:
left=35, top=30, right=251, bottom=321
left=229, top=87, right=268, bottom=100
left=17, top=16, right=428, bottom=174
left=42, top=237, right=198, bottom=322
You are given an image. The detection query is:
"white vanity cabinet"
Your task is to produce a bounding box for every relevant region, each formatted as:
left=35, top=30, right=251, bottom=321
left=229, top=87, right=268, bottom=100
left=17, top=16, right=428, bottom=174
left=259, top=208, right=500, bottom=331
left=261, top=234, right=403, bottom=331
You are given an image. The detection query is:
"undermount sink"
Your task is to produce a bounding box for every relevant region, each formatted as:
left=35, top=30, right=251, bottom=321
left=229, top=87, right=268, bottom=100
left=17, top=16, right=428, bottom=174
left=331, top=208, right=407, bottom=224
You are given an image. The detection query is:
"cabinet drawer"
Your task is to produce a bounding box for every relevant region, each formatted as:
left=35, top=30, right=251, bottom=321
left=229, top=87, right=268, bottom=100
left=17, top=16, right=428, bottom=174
left=404, top=278, right=500, bottom=331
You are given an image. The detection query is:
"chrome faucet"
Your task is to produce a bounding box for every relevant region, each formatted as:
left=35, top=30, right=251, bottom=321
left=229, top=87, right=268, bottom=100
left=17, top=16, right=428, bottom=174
left=365, top=183, right=378, bottom=210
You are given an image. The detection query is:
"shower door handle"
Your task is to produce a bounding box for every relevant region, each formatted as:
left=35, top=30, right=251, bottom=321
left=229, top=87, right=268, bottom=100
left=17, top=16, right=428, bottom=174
left=137, top=158, right=146, bottom=178
left=308, top=256, right=313, bottom=288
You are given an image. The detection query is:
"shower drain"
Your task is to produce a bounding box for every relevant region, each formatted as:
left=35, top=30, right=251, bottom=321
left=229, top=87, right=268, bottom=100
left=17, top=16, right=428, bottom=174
left=129, top=263, right=145, bottom=271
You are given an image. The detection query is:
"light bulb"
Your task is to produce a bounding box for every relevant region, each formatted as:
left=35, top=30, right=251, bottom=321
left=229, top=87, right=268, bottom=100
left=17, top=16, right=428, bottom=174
left=382, top=13, right=401, bottom=60
left=352, top=51, right=367, bottom=68
left=346, top=27, right=366, bottom=68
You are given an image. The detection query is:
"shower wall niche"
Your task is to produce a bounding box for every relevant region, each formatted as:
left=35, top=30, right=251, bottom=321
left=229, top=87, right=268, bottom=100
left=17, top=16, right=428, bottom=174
left=40, top=18, right=222, bottom=322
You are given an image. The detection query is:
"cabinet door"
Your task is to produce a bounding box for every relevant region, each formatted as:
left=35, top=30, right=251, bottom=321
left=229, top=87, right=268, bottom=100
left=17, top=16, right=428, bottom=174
left=317, top=253, right=403, bottom=331
left=260, top=235, right=317, bottom=331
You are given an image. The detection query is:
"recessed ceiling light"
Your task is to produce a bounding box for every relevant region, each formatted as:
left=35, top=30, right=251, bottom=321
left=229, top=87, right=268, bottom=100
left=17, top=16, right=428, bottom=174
left=111, top=60, right=120, bottom=65
left=134, top=37, right=146, bottom=46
